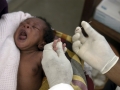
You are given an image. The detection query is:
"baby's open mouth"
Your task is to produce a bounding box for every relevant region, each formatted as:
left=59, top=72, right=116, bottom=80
left=19, top=30, right=27, bottom=40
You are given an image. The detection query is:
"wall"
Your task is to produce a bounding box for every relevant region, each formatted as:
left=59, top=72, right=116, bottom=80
left=8, top=0, right=85, bottom=36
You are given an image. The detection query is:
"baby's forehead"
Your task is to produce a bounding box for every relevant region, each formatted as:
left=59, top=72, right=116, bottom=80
left=22, top=17, right=46, bottom=28
left=24, top=17, right=42, bottom=23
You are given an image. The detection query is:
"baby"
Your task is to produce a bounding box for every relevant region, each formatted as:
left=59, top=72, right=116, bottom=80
left=14, top=17, right=55, bottom=90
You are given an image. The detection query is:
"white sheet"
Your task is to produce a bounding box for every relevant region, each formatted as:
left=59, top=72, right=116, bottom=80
left=0, top=11, right=31, bottom=90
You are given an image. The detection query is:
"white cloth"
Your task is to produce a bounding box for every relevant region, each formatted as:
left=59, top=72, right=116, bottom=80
left=116, top=86, right=120, bottom=90
left=0, top=11, right=31, bottom=90
left=49, top=83, right=74, bottom=90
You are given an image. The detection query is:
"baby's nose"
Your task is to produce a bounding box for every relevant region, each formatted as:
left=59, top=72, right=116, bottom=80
left=24, top=24, right=30, bottom=29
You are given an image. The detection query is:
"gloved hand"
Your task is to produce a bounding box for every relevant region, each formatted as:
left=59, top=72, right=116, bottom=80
left=42, top=41, right=73, bottom=88
left=72, top=21, right=119, bottom=74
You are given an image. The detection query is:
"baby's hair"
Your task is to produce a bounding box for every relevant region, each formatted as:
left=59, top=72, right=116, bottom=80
left=37, top=16, right=55, bottom=44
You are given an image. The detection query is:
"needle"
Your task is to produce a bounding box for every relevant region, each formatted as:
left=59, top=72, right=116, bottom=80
left=80, top=21, right=92, bottom=29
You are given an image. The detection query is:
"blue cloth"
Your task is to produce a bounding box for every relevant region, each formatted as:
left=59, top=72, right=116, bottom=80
left=0, top=0, right=8, bottom=18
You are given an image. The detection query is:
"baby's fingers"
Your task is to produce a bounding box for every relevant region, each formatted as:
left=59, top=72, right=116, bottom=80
left=53, top=38, right=61, bottom=51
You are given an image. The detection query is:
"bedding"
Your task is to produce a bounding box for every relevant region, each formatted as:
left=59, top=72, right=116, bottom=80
left=0, top=11, right=31, bottom=90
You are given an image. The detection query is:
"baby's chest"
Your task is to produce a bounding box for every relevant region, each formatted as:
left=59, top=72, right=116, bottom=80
left=18, top=60, right=40, bottom=76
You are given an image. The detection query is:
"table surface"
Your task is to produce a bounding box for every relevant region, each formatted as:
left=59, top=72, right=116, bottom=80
left=90, top=18, right=120, bottom=43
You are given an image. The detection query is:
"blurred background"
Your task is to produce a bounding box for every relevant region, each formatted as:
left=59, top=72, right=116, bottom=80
left=7, top=0, right=85, bottom=36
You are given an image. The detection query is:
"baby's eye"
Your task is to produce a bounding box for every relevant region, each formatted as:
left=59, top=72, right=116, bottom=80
left=19, top=22, right=24, bottom=26
left=32, top=26, right=35, bottom=28
left=32, top=26, right=40, bottom=30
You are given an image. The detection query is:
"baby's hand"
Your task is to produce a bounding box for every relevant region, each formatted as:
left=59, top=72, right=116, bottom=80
left=53, top=38, right=67, bottom=53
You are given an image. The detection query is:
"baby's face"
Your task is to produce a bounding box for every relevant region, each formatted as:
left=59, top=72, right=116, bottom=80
left=14, top=17, right=46, bottom=50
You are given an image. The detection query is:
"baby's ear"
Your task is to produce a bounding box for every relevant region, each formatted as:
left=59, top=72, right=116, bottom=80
left=38, top=41, right=46, bottom=51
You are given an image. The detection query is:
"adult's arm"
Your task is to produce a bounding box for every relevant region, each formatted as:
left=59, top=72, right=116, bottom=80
left=105, top=59, right=120, bottom=86
left=0, top=0, right=8, bottom=18
left=105, top=44, right=120, bottom=86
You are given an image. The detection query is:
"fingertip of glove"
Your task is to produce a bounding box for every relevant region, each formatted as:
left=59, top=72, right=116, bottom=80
left=72, top=33, right=80, bottom=42
left=81, top=21, right=86, bottom=25
left=75, top=27, right=81, bottom=33
left=64, top=47, right=67, bottom=53
left=56, top=41, right=62, bottom=49
left=76, top=26, right=81, bottom=30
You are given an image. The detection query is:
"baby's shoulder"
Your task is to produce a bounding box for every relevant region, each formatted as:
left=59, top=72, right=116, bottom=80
left=38, top=51, right=43, bottom=57
left=36, top=51, right=43, bottom=63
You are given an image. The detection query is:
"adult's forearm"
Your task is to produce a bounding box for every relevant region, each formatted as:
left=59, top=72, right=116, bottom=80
left=0, top=0, right=8, bottom=18
left=105, top=59, right=120, bottom=86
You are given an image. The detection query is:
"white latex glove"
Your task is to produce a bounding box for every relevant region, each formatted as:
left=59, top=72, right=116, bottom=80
left=42, top=41, right=73, bottom=88
left=72, top=21, right=119, bottom=74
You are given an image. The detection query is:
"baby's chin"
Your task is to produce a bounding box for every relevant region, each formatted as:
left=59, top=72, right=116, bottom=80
left=15, top=41, right=27, bottom=51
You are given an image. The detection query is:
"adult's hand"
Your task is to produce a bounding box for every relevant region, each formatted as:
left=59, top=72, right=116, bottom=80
left=42, top=40, right=73, bottom=88
left=72, top=21, right=119, bottom=74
